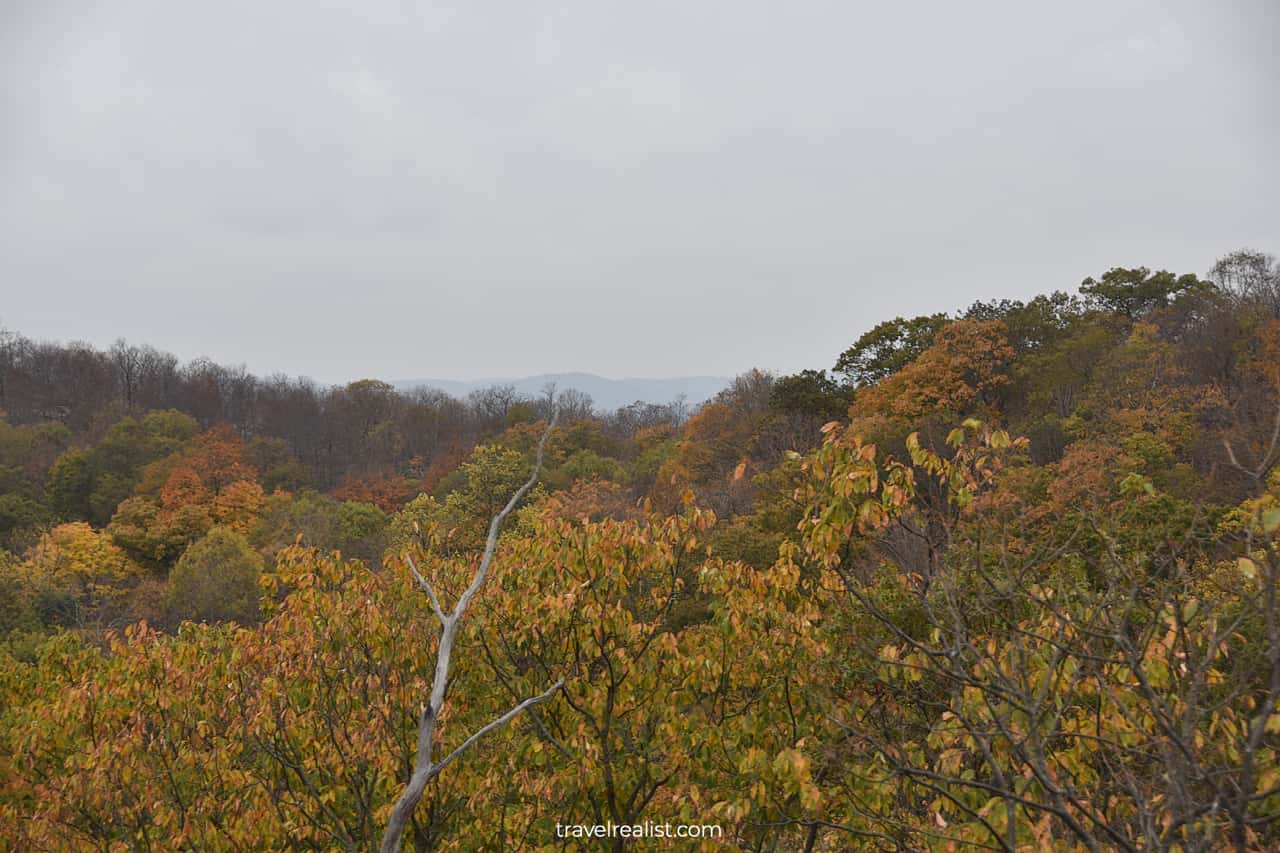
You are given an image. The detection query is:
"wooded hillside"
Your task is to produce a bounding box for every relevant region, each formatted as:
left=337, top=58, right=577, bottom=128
left=2, top=249, right=1280, bottom=850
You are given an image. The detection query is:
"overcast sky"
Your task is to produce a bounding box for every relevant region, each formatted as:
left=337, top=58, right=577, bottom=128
left=2, top=1, right=1277, bottom=384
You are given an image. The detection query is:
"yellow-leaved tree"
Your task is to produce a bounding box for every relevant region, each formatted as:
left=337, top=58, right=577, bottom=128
left=23, top=522, right=145, bottom=629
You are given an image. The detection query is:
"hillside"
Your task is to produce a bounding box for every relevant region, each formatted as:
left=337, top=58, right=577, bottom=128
left=1, top=251, right=1280, bottom=849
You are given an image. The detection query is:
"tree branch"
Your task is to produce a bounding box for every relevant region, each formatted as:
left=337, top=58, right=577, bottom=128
left=426, top=679, right=565, bottom=783
left=404, top=553, right=446, bottom=625
left=379, top=410, right=560, bottom=853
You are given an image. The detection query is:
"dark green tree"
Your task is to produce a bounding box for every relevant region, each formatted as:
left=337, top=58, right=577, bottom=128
left=963, top=291, right=1082, bottom=352
left=47, top=448, right=93, bottom=521
left=768, top=369, right=851, bottom=420
left=1079, top=266, right=1215, bottom=318
left=833, top=313, right=949, bottom=386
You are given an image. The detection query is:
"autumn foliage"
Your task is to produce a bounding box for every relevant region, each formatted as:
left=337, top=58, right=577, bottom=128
left=2, top=252, right=1280, bottom=849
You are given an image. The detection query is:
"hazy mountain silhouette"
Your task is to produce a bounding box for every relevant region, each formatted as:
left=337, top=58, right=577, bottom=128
left=392, top=372, right=729, bottom=411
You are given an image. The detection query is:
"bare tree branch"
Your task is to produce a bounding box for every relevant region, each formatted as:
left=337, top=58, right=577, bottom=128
left=426, top=678, right=565, bottom=782
left=380, top=410, right=559, bottom=853
left=404, top=553, right=446, bottom=625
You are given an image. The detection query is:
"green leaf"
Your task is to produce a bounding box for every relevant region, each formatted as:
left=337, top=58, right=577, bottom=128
left=1261, top=507, right=1280, bottom=534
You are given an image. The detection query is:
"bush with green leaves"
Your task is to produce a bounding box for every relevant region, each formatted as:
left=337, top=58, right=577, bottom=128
left=166, top=527, right=263, bottom=626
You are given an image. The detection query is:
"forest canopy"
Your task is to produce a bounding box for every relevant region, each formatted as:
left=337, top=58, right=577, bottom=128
left=2, top=250, right=1280, bottom=850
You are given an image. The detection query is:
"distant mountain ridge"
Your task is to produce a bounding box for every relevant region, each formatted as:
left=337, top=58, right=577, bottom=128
left=391, top=372, right=729, bottom=412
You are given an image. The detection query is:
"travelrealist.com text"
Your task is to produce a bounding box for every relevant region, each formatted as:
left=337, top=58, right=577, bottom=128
left=554, top=821, right=724, bottom=840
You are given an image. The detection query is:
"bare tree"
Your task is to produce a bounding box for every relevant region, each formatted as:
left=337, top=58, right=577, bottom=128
left=467, top=384, right=524, bottom=426
left=109, top=338, right=143, bottom=407
left=379, top=411, right=562, bottom=853
left=534, top=383, right=593, bottom=422
left=0, top=323, right=16, bottom=413
left=1212, top=249, right=1280, bottom=317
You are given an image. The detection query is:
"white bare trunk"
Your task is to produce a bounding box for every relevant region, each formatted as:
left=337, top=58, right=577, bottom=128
left=379, top=412, right=559, bottom=853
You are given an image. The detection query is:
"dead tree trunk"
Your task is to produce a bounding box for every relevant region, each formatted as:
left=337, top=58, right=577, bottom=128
left=379, top=412, right=561, bottom=853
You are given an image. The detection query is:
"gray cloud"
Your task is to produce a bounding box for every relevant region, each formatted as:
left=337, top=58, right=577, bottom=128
left=2, top=0, right=1277, bottom=383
